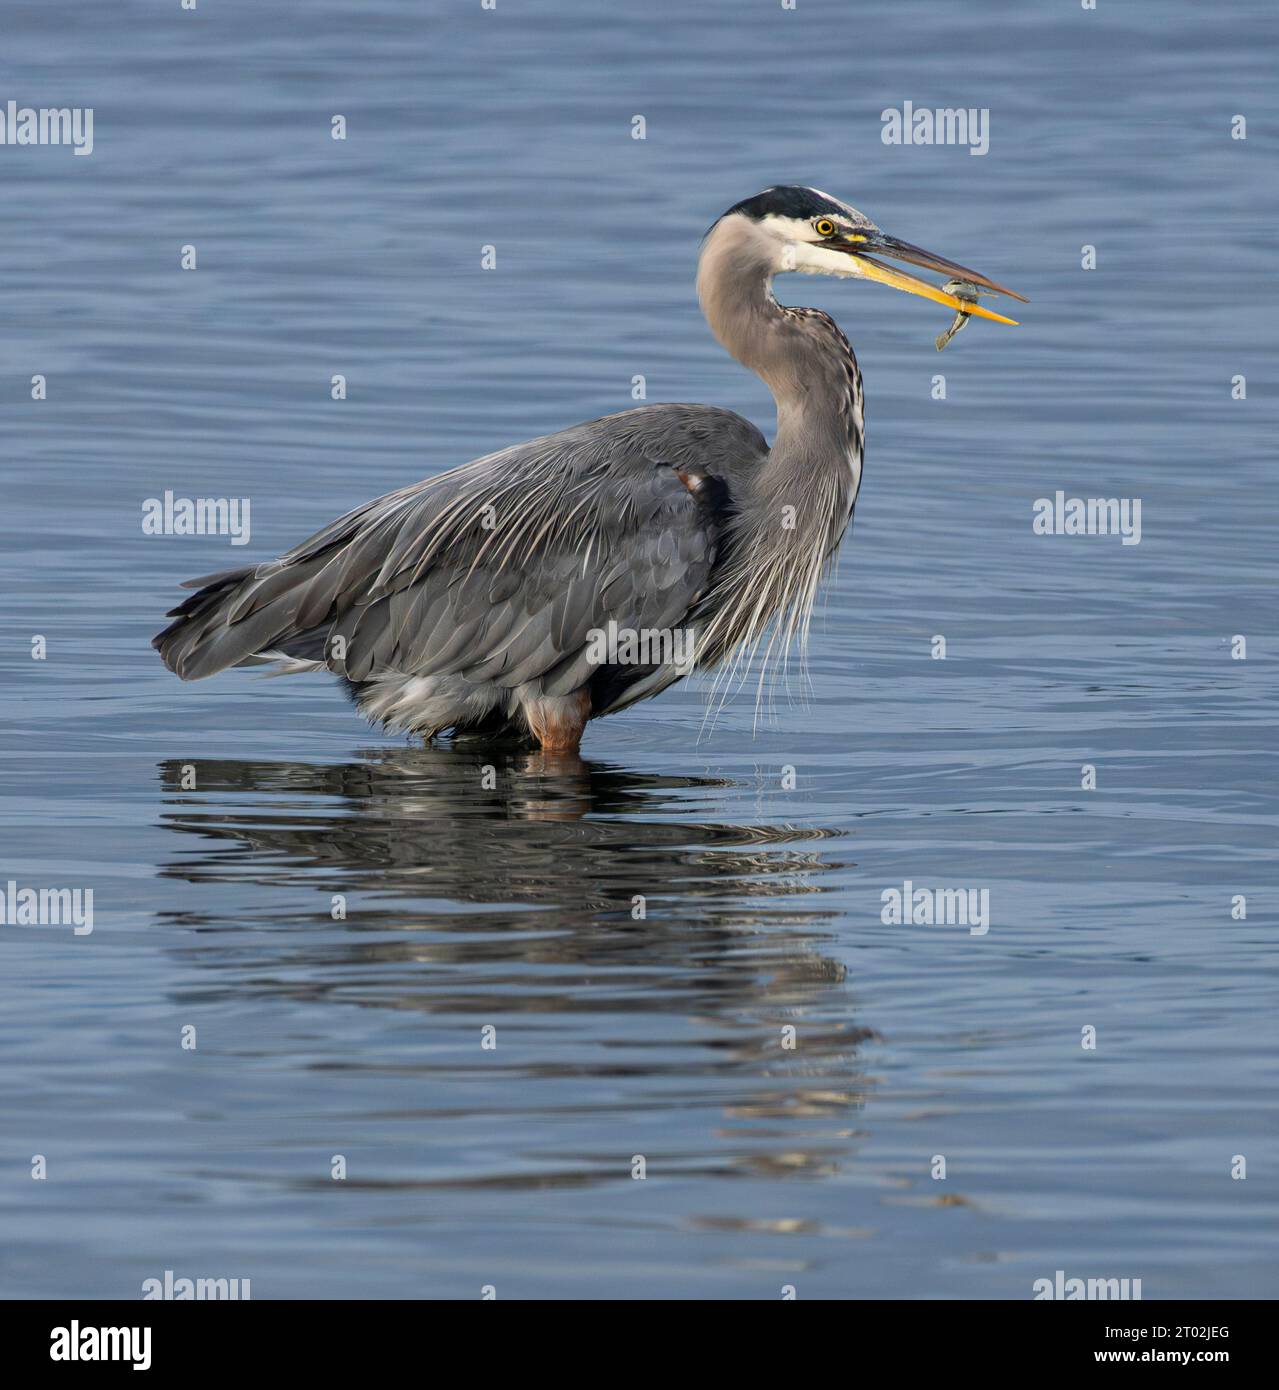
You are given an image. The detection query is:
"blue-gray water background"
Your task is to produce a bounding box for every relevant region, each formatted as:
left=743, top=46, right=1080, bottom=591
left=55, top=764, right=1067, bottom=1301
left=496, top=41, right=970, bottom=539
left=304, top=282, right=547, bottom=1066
left=1, top=0, right=1275, bottom=1298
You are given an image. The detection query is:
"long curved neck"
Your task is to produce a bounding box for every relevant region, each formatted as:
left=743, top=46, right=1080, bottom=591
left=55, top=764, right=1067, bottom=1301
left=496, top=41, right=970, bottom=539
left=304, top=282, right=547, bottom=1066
left=696, top=216, right=864, bottom=516
left=690, top=215, right=864, bottom=678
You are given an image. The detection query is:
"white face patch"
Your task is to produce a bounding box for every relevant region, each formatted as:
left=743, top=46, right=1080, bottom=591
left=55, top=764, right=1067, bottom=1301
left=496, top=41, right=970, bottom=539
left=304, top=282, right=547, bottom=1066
left=784, top=241, right=871, bottom=278
left=754, top=194, right=879, bottom=276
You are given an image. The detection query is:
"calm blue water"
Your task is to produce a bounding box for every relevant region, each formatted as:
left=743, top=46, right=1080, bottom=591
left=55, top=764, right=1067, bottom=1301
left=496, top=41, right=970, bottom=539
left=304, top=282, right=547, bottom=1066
left=1, top=0, right=1276, bottom=1299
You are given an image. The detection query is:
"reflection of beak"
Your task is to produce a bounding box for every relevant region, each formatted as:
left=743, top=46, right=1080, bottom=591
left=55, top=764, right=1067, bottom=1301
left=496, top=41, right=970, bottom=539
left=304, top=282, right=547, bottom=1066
left=841, top=231, right=1027, bottom=324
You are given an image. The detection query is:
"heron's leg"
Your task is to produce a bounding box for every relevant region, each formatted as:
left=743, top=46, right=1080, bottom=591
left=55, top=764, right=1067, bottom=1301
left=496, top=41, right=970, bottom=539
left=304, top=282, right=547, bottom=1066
left=520, top=690, right=591, bottom=753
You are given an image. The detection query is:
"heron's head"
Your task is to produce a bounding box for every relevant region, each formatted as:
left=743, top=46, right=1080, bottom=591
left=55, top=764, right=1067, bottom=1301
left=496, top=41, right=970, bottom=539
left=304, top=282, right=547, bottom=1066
left=709, top=185, right=1025, bottom=324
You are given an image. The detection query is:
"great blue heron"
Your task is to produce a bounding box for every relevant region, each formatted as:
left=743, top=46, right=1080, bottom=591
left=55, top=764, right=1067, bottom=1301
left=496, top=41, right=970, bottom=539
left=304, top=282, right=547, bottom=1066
left=154, top=186, right=1024, bottom=752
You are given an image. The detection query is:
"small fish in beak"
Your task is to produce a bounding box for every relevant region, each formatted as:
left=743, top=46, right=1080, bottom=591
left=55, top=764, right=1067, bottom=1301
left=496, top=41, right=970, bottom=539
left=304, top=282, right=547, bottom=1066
left=934, top=279, right=980, bottom=351
left=845, top=232, right=1026, bottom=340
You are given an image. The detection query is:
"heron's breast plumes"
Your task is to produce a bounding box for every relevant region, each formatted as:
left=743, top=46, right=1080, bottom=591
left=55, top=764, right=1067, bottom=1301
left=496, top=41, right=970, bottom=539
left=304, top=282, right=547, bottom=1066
left=692, top=469, right=855, bottom=725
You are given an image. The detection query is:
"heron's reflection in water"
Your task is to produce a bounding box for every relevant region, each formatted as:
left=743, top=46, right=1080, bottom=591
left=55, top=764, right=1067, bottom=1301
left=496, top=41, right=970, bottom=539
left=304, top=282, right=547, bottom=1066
left=156, top=748, right=877, bottom=1188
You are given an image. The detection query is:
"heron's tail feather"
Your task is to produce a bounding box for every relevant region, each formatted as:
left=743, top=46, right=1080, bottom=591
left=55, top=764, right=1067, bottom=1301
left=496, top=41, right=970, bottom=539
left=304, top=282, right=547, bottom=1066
left=151, top=560, right=332, bottom=680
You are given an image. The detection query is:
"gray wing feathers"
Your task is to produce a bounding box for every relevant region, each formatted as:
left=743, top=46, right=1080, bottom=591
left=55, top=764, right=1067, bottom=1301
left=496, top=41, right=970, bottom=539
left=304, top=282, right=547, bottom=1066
left=153, top=404, right=760, bottom=693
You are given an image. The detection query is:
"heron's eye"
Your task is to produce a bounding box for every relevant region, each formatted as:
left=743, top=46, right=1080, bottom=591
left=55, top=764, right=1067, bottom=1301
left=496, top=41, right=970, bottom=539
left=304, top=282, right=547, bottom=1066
left=814, top=219, right=836, bottom=237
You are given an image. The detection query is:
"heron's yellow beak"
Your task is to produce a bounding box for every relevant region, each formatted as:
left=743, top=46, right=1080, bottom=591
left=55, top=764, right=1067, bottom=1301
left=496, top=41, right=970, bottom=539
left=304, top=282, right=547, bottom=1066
left=852, top=259, right=1019, bottom=323
left=841, top=232, right=1026, bottom=324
